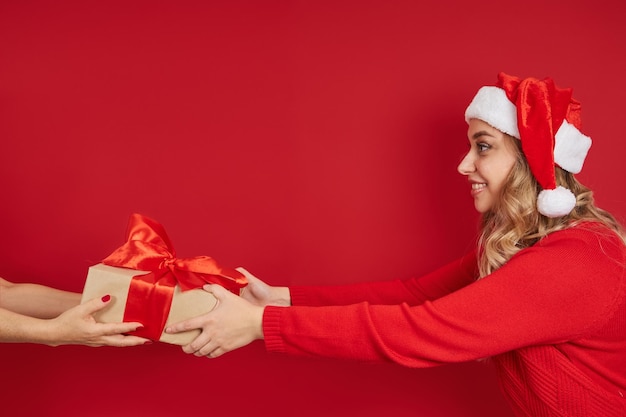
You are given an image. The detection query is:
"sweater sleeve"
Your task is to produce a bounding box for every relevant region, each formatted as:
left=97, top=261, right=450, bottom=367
left=263, top=226, right=626, bottom=367
left=289, top=250, right=478, bottom=307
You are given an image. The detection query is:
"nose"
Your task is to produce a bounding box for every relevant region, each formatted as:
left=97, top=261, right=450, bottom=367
left=457, top=151, right=476, bottom=176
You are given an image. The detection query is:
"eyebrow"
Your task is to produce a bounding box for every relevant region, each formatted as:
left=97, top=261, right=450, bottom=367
left=471, top=130, right=495, bottom=140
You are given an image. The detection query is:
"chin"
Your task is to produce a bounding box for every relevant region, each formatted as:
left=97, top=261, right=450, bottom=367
left=474, top=197, right=494, bottom=214
left=474, top=203, right=487, bottom=213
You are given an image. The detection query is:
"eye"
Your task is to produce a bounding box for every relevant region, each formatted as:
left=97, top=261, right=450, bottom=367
left=477, top=142, right=491, bottom=153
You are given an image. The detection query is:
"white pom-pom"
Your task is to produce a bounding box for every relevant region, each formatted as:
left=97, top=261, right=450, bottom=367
left=537, top=186, right=576, bottom=218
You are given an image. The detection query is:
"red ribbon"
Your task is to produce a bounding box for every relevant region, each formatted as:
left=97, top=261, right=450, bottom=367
left=102, top=213, right=248, bottom=341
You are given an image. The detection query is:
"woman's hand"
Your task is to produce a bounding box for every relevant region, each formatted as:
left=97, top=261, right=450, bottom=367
left=237, top=267, right=291, bottom=307
left=165, top=283, right=264, bottom=358
left=45, top=295, right=148, bottom=347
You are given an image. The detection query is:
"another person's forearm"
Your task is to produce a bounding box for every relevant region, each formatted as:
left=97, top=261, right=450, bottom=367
left=0, top=278, right=81, bottom=319
left=0, top=307, right=56, bottom=344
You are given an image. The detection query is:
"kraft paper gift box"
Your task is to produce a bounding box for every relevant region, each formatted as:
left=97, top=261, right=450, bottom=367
left=81, top=263, right=219, bottom=345
left=80, top=213, right=247, bottom=345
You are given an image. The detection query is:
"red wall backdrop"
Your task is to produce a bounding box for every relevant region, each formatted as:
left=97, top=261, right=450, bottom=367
left=2, top=1, right=626, bottom=416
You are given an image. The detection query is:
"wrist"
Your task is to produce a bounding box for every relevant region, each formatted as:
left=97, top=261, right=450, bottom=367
left=254, top=306, right=265, bottom=340
left=273, top=287, right=291, bottom=306
left=38, top=318, right=63, bottom=346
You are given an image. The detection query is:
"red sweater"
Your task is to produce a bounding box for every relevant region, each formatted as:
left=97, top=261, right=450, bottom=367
left=263, top=223, right=626, bottom=417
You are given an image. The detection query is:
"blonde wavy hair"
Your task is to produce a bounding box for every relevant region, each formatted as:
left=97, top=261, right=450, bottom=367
left=478, top=134, right=626, bottom=278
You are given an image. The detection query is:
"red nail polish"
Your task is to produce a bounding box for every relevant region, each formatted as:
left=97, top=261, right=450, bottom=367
left=101, top=294, right=111, bottom=302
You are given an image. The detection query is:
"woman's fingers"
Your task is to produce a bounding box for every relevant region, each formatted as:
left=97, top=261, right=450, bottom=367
left=98, top=334, right=150, bottom=347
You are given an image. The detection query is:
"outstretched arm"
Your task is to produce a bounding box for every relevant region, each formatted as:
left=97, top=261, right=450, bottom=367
left=0, top=277, right=148, bottom=346
left=0, top=277, right=80, bottom=319
left=0, top=295, right=148, bottom=346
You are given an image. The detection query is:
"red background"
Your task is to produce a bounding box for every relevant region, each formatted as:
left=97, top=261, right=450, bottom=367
left=2, top=1, right=626, bottom=416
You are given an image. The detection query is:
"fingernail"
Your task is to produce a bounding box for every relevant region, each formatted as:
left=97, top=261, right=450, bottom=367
left=101, top=294, right=111, bottom=302
left=144, top=340, right=153, bottom=345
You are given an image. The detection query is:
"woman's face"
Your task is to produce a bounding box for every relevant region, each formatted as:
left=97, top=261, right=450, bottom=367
left=457, top=119, right=519, bottom=213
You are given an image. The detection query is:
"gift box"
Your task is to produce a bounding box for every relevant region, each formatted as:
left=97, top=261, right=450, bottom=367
left=80, top=213, right=247, bottom=345
left=81, top=263, right=220, bottom=345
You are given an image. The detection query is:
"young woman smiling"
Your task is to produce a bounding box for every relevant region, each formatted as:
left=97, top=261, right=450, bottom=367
left=458, top=119, right=519, bottom=215
left=168, top=73, right=626, bottom=417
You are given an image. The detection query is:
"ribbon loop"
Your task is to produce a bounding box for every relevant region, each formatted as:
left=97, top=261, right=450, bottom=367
left=102, top=213, right=247, bottom=340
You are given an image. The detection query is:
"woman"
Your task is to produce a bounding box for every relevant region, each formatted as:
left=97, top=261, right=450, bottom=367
left=0, top=278, right=146, bottom=346
left=167, top=73, right=626, bottom=416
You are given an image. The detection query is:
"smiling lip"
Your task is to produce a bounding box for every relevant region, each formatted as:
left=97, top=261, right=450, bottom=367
left=470, top=182, right=487, bottom=197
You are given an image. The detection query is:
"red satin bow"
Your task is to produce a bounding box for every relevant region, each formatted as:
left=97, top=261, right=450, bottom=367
left=102, top=213, right=248, bottom=340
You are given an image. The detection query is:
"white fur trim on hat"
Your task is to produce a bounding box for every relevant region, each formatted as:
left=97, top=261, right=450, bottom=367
left=537, top=186, right=577, bottom=217
left=554, top=121, right=592, bottom=174
left=464, top=86, right=520, bottom=138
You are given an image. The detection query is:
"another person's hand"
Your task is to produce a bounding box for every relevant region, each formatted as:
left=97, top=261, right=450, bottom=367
left=165, top=283, right=264, bottom=358
left=236, top=267, right=291, bottom=307
left=46, top=295, right=147, bottom=347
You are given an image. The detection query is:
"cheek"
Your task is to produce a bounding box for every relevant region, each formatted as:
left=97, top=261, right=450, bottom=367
left=501, top=156, right=518, bottom=177
left=492, top=159, right=516, bottom=189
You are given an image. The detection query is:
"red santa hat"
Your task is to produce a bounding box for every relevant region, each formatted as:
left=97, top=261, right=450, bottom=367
left=464, top=72, right=592, bottom=218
